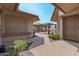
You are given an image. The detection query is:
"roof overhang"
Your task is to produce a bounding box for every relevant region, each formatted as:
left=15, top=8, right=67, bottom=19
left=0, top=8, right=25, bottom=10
left=51, top=3, right=79, bottom=21
left=0, top=3, right=39, bottom=21
left=51, top=8, right=59, bottom=21
left=62, top=9, right=79, bottom=17
left=5, top=10, right=39, bottom=21
left=0, top=3, right=19, bottom=11
left=52, top=3, right=79, bottom=13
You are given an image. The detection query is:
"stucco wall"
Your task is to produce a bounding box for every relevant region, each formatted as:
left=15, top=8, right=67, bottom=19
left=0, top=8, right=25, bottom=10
left=0, top=14, right=2, bottom=45
left=26, top=19, right=33, bottom=33
left=2, top=14, right=33, bottom=34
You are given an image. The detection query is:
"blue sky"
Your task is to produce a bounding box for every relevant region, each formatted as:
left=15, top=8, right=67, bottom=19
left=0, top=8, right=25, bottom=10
left=18, top=3, right=55, bottom=24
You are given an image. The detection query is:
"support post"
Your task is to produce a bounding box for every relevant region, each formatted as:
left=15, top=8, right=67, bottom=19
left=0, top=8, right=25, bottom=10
left=48, top=23, right=50, bottom=34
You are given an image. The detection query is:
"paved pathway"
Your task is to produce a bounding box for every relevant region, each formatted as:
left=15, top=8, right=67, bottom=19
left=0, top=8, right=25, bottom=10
left=29, top=32, right=79, bottom=56
left=30, top=40, right=78, bottom=56
left=19, top=32, right=79, bottom=56
left=35, top=32, right=50, bottom=44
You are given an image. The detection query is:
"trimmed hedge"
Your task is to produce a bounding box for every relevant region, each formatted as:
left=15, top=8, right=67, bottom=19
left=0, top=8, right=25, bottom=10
left=48, top=33, right=60, bottom=40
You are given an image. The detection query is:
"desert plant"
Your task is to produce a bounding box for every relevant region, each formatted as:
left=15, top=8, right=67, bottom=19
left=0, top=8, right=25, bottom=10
left=10, top=38, right=28, bottom=55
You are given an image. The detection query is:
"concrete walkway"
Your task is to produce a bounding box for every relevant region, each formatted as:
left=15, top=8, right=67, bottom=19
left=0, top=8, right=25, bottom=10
left=29, top=32, right=79, bottom=56
left=19, top=32, right=79, bottom=56
left=30, top=40, right=78, bottom=56
left=35, top=32, right=50, bottom=44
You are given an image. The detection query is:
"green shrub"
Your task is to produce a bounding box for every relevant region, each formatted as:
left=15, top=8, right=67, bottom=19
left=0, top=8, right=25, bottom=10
left=10, top=38, right=28, bottom=55
left=48, top=33, right=60, bottom=40
left=48, top=34, right=52, bottom=39
left=14, top=39, right=28, bottom=50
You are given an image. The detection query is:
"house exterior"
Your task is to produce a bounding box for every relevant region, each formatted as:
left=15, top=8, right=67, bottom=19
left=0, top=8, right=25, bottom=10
left=0, top=3, right=39, bottom=44
left=33, top=22, right=48, bottom=32
left=51, top=3, right=79, bottom=41
left=33, top=22, right=56, bottom=34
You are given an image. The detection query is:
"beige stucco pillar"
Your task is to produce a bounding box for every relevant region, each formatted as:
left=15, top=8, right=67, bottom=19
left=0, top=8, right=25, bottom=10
left=26, top=19, right=33, bottom=34
left=56, top=17, right=63, bottom=39
left=57, top=17, right=63, bottom=40
left=57, top=11, right=64, bottom=40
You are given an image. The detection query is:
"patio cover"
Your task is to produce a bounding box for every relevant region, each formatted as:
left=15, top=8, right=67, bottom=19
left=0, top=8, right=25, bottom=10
left=51, top=3, right=79, bottom=21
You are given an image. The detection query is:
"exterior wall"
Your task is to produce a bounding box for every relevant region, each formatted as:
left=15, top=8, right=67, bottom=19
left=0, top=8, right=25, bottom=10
left=2, top=13, right=6, bottom=34
left=33, top=25, right=39, bottom=32
left=1, top=14, right=34, bottom=35
left=0, top=14, right=2, bottom=45
left=1, top=14, right=35, bottom=43
left=63, top=15, right=79, bottom=41
left=0, top=4, right=38, bottom=43
left=4, top=14, right=27, bottom=34
left=26, top=19, right=33, bottom=33
left=33, top=25, right=48, bottom=32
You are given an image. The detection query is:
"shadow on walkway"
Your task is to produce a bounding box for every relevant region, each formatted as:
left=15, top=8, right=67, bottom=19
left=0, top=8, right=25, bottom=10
left=28, top=36, right=44, bottom=49
left=64, top=40, right=79, bottom=48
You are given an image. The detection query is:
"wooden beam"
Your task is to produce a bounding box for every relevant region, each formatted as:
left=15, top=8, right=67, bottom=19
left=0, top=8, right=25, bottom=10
left=53, top=3, right=66, bottom=13
left=51, top=8, right=56, bottom=21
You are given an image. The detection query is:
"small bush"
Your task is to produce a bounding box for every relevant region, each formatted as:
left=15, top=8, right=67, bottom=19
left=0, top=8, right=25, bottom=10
left=48, top=33, right=60, bottom=40
left=10, top=38, right=28, bottom=55
left=13, top=38, right=28, bottom=51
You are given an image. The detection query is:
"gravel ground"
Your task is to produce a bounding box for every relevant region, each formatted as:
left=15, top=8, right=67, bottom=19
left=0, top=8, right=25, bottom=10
left=28, top=36, right=44, bottom=49
left=2, top=35, right=44, bottom=56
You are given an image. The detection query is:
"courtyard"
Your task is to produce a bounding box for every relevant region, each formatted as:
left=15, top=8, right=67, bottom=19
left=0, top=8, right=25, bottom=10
left=18, top=32, right=79, bottom=56
left=0, top=3, right=79, bottom=56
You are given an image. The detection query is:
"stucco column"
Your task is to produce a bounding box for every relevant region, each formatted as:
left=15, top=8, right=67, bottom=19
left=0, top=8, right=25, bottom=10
left=57, top=17, right=63, bottom=40
left=58, top=11, right=64, bottom=40
left=26, top=19, right=33, bottom=34
left=56, top=20, right=60, bottom=34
